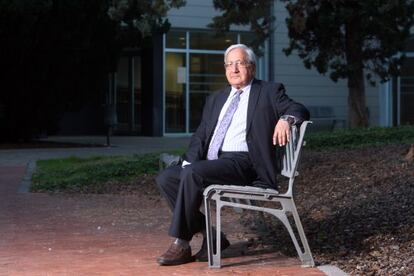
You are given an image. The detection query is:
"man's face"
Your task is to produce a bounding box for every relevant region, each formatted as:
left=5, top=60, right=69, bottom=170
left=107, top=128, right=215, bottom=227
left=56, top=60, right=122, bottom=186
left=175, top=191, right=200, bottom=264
left=225, top=48, right=255, bottom=89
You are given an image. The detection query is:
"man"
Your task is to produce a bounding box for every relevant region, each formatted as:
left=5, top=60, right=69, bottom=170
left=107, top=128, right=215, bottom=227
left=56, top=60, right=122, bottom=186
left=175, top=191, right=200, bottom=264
left=156, top=44, right=309, bottom=266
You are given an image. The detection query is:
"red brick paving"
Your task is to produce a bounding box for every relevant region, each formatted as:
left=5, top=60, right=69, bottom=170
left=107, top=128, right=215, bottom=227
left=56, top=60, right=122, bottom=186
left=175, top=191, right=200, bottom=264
left=0, top=166, right=326, bottom=275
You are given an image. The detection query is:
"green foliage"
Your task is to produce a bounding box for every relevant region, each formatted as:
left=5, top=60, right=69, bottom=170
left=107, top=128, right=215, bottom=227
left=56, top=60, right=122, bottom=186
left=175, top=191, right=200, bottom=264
left=282, top=0, right=414, bottom=128
left=306, top=126, right=414, bottom=151
left=108, top=0, right=185, bottom=48
left=208, top=0, right=274, bottom=54
left=31, top=153, right=160, bottom=192
left=283, top=0, right=414, bottom=84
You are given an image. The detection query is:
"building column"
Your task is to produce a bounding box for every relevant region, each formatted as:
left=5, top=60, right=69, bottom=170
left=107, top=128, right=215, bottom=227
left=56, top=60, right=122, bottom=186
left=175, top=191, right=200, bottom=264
left=379, top=81, right=392, bottom=127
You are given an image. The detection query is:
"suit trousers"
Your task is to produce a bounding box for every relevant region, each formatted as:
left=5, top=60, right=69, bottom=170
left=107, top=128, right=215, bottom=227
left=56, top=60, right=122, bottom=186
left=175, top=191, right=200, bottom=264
left=155, top=152, right=257, bottom=241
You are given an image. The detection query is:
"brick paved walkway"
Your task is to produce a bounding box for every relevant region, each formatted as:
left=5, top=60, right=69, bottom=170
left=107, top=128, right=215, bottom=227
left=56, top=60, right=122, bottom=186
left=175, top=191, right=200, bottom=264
left=0, top=165, right=329, bottom=275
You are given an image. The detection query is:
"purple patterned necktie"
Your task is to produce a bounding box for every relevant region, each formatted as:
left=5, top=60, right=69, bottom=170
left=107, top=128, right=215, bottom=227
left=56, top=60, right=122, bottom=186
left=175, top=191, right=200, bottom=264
left=207, top=90, right=243, bottom=160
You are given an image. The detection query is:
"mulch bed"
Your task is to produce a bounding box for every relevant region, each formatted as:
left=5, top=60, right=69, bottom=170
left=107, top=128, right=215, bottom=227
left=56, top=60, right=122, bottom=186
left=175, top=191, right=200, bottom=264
left=41, top=144, right=414, bottom=275
left=244, top=144, right=414, bottom=275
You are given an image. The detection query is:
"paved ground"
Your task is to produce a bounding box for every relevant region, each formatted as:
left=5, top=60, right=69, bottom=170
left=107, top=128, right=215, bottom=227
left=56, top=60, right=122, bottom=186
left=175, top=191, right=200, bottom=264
left=0, top=136, right=346, bottom=275
left=0, top=136, right=191, bottom=166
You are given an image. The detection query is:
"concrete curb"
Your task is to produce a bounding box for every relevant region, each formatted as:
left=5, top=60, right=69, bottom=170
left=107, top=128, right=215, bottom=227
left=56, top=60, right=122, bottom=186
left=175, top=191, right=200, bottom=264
left=18, top=160, right=36, bottom=193
left=318, top=265, right=349, bottom=275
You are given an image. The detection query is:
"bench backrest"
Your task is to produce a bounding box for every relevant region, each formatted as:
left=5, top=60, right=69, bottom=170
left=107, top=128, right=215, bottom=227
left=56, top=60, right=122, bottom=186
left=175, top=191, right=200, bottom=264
left=280, top=121, right=311, bottom=196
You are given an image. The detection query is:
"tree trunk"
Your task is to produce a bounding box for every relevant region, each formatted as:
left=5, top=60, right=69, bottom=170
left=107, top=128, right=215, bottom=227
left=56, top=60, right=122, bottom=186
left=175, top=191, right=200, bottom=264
left=347, top=68, right=369, bottom=128
left=346, top=16, right=369, bottom=128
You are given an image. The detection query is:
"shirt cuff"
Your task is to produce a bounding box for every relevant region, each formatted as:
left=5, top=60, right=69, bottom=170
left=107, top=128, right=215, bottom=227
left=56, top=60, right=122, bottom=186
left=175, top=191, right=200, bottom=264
left=182, top=160, right=191, bottom=168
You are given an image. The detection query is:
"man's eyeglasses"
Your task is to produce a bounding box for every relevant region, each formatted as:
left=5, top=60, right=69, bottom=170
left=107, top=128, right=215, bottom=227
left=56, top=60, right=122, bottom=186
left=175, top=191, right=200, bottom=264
left=224, top=60, right=251, bottom=69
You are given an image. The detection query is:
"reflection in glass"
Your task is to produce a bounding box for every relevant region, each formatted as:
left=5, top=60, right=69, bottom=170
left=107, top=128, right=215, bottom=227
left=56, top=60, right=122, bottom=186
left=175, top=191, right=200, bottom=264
left=166, top=53, right=186, bottom=132
left=166, top=30, right=186, bottom=49
left=189, top=53, right=227, bottom=131
left=190, top=32, right=237, bottom=50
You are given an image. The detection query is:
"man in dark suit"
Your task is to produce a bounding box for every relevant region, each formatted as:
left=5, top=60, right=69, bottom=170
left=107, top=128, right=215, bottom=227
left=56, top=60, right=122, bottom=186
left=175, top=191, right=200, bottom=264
left=156, top=44, right=309, bottom=265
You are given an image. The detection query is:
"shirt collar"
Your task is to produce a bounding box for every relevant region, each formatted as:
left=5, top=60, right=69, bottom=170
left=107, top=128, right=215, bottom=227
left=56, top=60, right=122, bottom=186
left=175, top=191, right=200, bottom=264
left=230, top=80, right=253, bottom=96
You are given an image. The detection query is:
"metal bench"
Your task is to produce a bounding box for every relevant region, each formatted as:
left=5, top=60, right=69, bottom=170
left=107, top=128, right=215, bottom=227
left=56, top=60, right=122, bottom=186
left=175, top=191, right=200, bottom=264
left=203, top=121, right=314, bottom=268
left=159, top=153, right=181, bottom=171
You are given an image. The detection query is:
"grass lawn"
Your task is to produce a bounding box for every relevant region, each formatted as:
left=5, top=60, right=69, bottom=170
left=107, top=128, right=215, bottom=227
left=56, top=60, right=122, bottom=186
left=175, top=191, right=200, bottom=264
left=31, top=125, right=414, bottom=193
left=306, top=125, right=414, bottom=150
left=31, top=153, right=161, bottom=193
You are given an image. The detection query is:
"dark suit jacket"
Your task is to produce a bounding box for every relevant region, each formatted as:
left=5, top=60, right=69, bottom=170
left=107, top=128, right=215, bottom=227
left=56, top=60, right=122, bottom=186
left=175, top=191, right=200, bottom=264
left=183, top=79, right=310, bottom=189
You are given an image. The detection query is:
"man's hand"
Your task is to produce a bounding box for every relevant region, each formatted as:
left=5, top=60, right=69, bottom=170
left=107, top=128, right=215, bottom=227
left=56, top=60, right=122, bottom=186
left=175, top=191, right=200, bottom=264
left=273, top=119, right=291, bottom=146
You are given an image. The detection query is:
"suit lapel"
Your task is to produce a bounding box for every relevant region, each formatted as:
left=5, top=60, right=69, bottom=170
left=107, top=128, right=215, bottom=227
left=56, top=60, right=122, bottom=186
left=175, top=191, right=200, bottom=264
left=246, top=79, right=261, bottom=134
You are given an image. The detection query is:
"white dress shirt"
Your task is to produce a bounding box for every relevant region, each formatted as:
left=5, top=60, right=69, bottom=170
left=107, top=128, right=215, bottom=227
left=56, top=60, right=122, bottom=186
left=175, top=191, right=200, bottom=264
left=209, top=83, right=251, bottom=153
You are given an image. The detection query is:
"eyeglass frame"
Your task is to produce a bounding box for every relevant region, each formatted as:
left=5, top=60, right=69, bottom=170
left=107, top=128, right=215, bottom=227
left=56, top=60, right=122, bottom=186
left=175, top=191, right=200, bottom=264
left=224, top=60, right=253, bottom=70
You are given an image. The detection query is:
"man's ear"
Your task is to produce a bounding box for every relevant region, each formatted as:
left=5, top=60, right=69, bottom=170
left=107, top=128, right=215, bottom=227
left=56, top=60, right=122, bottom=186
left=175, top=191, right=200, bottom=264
left=248, top=64, right=256, bottom=78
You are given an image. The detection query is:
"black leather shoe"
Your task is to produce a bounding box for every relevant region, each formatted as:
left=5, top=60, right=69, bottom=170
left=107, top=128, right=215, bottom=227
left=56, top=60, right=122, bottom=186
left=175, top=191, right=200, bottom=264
left=157, top=242, right=194, bottom=266
left=194, top=231, right=230, bottom=262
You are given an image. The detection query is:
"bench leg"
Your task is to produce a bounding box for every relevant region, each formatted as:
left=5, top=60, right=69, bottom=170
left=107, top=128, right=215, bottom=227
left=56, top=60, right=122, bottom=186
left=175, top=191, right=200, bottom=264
left=204, top=194, right=224, bottom=268
left=204, top=195, right=215, bottom=267
left=270, top=200, right=314, bottom=267
left=289, top=201, right=314, bottom=267
left=213, top=201, right=223, bottom=268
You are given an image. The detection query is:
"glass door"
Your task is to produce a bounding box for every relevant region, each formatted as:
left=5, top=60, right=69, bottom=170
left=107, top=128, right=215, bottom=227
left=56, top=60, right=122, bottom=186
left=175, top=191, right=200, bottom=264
left=189, top=53, right=227, bottom=132
left=115, top=55, right=142, bottom=134
left=116, top=57, right=130, bottom=131
left=165, top=52, right=187, bottom=133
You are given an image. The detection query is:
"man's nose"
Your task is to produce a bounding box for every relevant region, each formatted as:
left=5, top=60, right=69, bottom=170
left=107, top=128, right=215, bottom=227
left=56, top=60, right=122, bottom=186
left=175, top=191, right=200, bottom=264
left=230, top=64, right=240, bottom=72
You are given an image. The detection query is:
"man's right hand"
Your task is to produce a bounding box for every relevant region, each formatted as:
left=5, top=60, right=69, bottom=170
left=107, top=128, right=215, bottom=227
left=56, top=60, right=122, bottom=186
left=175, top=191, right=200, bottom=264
left=273, top=119, right=291, bottom=146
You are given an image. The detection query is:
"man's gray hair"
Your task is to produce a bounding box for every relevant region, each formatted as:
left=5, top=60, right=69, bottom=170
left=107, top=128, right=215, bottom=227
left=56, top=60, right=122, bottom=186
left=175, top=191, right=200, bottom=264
left=224, top=44, right=256, bottom=65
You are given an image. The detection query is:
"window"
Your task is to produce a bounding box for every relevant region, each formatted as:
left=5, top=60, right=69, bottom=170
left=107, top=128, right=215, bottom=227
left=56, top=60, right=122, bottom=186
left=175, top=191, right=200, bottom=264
left=189, top=53, right=227, bottom=131
left=190, top=31, right=237, bottom=50
left=164, top=30, right=261, bottom=134
left=166, top=30, right=186, bottom=49
left=165, top=53, right=187, bottom=133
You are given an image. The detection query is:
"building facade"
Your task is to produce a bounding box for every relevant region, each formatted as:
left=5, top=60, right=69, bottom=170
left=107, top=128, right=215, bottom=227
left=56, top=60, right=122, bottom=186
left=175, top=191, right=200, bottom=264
left=58, top=0, right=414, bottom=136
left=162, top=0, right=414, bottom=135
